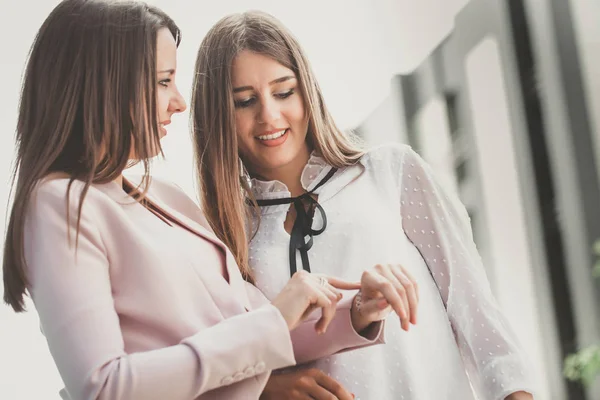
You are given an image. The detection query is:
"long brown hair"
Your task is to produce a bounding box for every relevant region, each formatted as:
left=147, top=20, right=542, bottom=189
left=3, top=0, right=181, bottom=312
left=191, top=11, right=364, bottom=282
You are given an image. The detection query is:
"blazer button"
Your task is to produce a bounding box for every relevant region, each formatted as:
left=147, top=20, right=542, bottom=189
left=221, top=376, right=234, bottom=386
left=243, top=367, right=256, bottom=378
left=233, top=372, right=245, bottom=382
left=255, top=362, right=266, bottom=374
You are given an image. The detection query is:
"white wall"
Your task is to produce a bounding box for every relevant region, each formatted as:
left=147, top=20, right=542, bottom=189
left=356, top=90, right=409, bottom=146
left=0, top=0, right=465, bottom=398
left=413, top=96, right=459, bottom=195
left=0, top=1, right=69, bottom=397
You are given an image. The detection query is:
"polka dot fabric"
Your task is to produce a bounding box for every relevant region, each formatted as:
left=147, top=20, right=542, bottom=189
left=248, top=144, right=537, bottom=400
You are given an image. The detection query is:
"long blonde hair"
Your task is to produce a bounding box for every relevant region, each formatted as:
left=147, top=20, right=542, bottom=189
left=3, top=0, right=181, bottom=312
left=191, top=11, right=364, bottom=282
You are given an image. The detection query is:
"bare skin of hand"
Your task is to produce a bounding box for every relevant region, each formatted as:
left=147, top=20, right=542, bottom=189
left=351, top=263, right=419, bottom=333
left=260, top=368, right=354, bottom=400
left=271, top=270, right=360, bottom=334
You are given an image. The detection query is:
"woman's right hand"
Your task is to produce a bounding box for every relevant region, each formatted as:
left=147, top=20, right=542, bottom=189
left=271, top=270, right=361, bottom=334
left=260, top=368, right=354, bottom=400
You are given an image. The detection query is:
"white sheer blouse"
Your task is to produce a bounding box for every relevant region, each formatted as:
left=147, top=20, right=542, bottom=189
left=248, top=144, right=537, bottom=400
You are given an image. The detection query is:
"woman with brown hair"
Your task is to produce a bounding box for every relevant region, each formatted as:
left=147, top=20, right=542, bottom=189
left=191, top=11, right=537, bottom=400
left=1, top=1, right=411, bottom=399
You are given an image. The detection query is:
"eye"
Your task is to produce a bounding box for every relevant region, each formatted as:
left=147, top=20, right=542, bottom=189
left=275, top=89, right=295, bottom=99
left=158, top=78, right=171, bottom=87
left=234, top=97, right=256, bottom=108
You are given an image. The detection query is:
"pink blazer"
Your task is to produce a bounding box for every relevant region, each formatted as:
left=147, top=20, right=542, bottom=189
left=23, top=176, right=384, bottom=400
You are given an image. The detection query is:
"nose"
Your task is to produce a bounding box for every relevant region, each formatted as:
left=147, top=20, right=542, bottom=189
left=257, top=97, right=280, bottom=125
left=169, top=87, right=187, bottom=114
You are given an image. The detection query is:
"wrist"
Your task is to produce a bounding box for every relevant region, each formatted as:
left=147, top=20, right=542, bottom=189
left=270, top=300, right=294, bottom=331
left=350, top=291, right=372, bottom=333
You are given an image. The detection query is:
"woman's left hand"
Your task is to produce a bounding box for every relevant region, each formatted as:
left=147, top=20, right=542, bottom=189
left=351, top=263, right=419, bottom=333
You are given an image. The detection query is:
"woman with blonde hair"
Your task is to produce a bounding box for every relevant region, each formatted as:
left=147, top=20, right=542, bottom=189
left=1, top=2, right=408, bottom=399
left=191, top=10, right=537, bottom=400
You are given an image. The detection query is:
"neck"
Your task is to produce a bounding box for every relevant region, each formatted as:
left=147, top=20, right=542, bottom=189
left=115, top=174, right=124, bottom=189
left=253, top=145, right=311, bottom=197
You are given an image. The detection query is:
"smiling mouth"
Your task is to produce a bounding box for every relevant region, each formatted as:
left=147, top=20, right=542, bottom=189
left=256, top=129, right=287, bottom=141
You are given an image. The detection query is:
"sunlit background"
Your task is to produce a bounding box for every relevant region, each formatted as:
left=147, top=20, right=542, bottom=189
left=1, top=0, right=599, bottom=398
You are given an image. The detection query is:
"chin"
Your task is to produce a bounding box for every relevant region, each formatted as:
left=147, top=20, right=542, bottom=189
left=262, top=150, right=300, bottom=168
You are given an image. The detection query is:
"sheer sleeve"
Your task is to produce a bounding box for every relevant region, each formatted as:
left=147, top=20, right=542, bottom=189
left=398, top=146, right=537, bottom=400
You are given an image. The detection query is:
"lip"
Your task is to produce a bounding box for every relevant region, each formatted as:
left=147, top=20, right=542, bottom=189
left=255, top=128, right=289, bottom=147
left=159, top=121, right=170, bottom=136
left=255, top=128, right=288, bottom=138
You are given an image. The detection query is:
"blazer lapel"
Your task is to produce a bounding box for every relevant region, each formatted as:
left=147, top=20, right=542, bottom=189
left=95, top=179, right=253, bottom=315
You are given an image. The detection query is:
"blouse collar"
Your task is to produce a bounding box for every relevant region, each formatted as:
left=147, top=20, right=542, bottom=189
left=250, top=151, right=333, bottom=200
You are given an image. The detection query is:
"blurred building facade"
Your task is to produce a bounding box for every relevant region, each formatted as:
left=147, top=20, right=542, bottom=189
left=356, top=1, right=600, bottom=399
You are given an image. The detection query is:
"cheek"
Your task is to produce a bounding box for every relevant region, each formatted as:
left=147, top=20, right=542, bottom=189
left=156, top=91, right=169, bottom=114
left=235, top=112, right=254, bottom=153
left=286, top=98, right=307, bottom=131
left=236, top=111, right=257, bottom=136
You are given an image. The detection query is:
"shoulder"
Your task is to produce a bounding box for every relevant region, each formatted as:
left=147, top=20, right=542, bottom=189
left=23, top=179, right=125, bottom=250
left=34, top=177, right=82, bottom=199
left=361, top=143, right=414, bottom=165
left=30, top=178, right=114, bottom=217
left=359, top=142, right=418, bottom=175
left=23, top=179, right=113, bottom=256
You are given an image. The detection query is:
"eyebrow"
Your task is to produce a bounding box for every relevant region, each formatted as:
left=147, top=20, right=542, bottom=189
left=158, top=69, right=175, bottom=74
left=233, top=75, right=296, bottom=93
